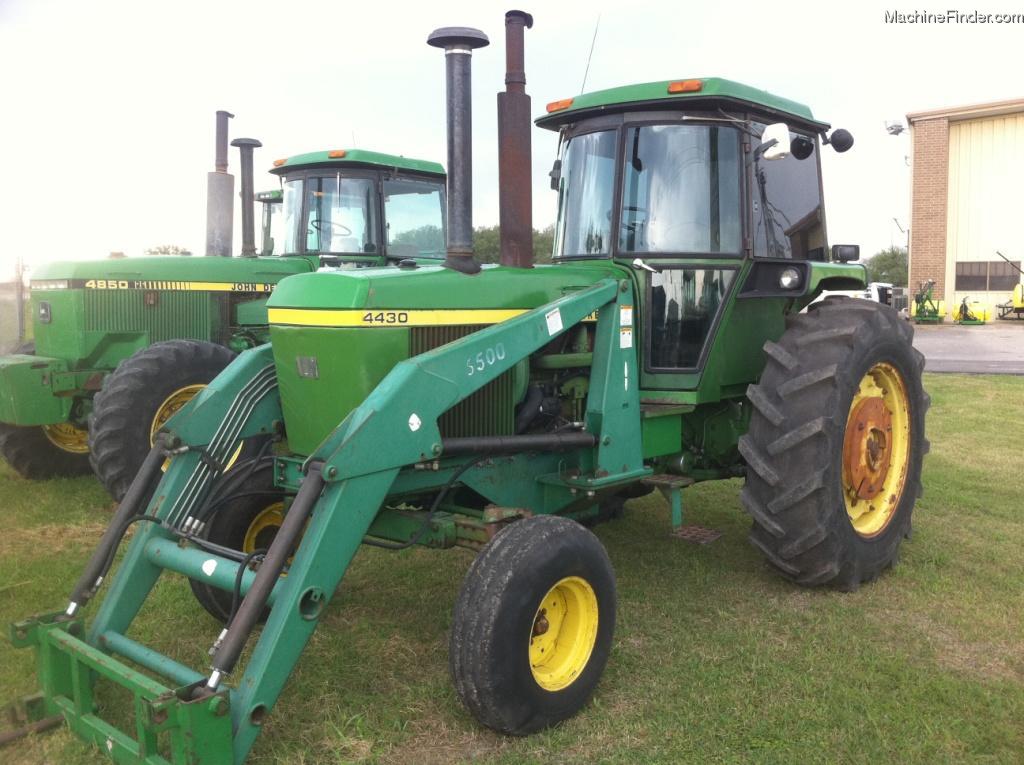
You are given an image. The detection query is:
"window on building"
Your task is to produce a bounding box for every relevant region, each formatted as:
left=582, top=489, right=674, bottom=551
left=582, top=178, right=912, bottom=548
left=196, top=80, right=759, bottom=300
left=989, top=261, right=1021, bottom=291
left=955, top=260, right=1022, bottom=291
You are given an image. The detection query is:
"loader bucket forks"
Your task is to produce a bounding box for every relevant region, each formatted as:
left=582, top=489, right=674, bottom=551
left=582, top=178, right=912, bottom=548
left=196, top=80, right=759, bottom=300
left=4, top=277, right=644, bottom=764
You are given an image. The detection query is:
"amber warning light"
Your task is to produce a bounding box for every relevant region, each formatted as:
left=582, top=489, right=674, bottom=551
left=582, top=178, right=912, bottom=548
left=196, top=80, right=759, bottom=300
left=667, top=79, right=702, bottom=93
left=546, top=98, right=574, bottom=113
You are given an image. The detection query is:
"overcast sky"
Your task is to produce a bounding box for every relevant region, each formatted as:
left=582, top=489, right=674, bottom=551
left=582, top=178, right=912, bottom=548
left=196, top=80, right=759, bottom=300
left=1, top=0, right=1021, bottom=279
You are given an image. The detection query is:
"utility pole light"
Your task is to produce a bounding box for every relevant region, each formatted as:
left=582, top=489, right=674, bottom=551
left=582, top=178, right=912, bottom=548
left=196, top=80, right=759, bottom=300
left=885, top=121, right=906, bottom=136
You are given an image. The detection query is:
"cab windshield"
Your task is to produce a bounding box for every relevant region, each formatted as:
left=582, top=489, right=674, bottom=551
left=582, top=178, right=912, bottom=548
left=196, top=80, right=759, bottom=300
left=279, top=173, right=446, bottom=258
left=298, top=175, right=378, bottom=255
left=554, top=124, right=742, bottom=258
left=258, top=197, right=284, bottom=255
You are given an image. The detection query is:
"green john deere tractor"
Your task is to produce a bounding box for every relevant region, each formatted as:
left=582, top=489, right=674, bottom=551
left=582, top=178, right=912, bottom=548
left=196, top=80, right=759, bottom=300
left=0, top=124, right=447, bottom=499
left=4, top=11, right=928, bottom=763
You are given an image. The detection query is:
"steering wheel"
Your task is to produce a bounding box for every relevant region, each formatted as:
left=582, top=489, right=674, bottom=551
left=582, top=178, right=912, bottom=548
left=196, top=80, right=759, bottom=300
left=621, top=206, right=649, bottom=232
left=310, top=219, right=352, bottom=237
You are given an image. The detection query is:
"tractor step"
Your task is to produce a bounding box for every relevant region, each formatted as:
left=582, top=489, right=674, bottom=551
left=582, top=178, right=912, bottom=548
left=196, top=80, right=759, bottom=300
left=670, top=525, right=723, bottom=544
left=642, top=475, right=695, bottom=531
left=641, top=474, right=695, bottom=489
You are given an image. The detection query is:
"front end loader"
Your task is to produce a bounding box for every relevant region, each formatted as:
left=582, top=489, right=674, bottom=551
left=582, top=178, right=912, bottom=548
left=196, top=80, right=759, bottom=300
left=3, top=10, right=928, bottom=763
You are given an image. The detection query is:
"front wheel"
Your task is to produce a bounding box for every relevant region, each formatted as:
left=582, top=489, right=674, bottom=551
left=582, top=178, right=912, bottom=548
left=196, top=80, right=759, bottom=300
left=739, top=297, right=929, bottom=590
left=449, top=515, right=616, bottom=735
left=0, top=421, right=92, bottom=479
left=188, top=463, right=285, bottom=623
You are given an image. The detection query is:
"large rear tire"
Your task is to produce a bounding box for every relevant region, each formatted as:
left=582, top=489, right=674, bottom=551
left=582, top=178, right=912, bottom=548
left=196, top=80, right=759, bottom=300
left=739, top=297, right=929, bottom=590
left=88, top=340, right=237, bottom=501
left=449, top=515, right=616, bottom=735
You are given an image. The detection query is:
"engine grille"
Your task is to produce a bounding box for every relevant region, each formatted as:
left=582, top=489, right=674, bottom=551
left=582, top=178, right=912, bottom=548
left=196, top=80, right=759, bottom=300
left=410, top=325, right=515, bottom=438
left=84, top=290, right=213, bottom=342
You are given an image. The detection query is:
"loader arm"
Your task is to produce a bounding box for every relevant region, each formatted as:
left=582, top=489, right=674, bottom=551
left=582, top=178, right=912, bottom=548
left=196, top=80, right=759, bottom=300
left=6, top=277, right=645, bottom=765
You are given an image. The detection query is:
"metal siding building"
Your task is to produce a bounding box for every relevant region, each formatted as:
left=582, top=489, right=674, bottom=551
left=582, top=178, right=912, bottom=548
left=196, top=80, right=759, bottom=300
left=907, top=99, right=1024, bottom=309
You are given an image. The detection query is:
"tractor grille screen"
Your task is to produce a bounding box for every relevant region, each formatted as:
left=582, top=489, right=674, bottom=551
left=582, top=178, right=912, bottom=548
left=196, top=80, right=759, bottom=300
left=410, top=326, right=515, bottom=438
left=84, top=290, right=213, bottom=342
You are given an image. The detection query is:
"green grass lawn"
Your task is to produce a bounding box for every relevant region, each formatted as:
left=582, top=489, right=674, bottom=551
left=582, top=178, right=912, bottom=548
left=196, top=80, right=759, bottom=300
left=1, top=373, right=1022, bottom=764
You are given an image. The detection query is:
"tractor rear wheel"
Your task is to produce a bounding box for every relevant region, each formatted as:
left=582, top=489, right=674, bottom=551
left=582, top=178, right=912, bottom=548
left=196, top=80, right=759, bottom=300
left=0, top=421, right=91, bottom=479
left=88, top=340, right=237, bottom=500
left=739, top=297, right=928, bottom=590
left=449, top=515, right=616, bottom=735
left=188, top=463, right=284, bottom=623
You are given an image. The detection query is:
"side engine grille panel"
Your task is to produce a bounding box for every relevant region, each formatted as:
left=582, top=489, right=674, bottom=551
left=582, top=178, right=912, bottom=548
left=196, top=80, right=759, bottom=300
left=84, top=291, right=213, bottom=342
left=410, top=325, right=515, bottom=439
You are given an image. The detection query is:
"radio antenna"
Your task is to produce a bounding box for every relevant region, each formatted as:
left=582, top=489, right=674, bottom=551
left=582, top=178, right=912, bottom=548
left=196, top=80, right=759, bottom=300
left=580, top=14, right=601, bottom=93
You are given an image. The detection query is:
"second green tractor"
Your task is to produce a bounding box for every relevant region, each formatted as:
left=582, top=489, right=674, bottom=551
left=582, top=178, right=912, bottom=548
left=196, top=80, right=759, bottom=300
left=1, top=131, right=447, bottom=499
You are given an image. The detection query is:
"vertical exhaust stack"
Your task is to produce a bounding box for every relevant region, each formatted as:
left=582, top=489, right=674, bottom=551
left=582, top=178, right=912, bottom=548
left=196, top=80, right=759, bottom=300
left=428, top=26, right=489, bottom=275
left=205, top=110, right=235, bottom=257
left=231, top=137, right=262, bottom=257
left=498, top=10, right=534, bottom=268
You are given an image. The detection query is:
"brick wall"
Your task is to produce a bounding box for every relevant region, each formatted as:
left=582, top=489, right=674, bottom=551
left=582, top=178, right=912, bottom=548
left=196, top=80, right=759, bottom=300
left=908, top=118, right=949, bottom=298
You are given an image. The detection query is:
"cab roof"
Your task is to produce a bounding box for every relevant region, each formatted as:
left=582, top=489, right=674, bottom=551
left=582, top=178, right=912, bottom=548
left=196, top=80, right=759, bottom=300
left=535, top=77, right=829, bottom=132
left=270, top=149, right=445, bottom=177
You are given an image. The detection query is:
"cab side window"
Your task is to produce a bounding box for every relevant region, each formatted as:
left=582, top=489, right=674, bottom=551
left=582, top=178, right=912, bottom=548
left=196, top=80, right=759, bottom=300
left=751, top=125, right=824, bottom=260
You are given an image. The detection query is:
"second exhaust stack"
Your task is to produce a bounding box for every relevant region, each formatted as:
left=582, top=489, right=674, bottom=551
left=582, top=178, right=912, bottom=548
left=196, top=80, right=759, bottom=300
left=428, top=25, right=489, bottom=274
left=497, top=10, right=534, bottom=268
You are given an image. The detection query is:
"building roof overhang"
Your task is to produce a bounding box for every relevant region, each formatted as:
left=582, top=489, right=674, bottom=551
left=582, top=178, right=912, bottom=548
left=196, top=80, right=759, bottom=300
left=907, top=97, right=1024, bottom=124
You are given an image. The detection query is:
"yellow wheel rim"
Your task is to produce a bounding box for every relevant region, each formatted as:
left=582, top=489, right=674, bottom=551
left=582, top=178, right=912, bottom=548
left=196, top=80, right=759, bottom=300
left=150, top=384, right=242, bottom=471
left=243, top=503, right=286, bottom=555
left=42, top=422, right=89, bottom=454
left=842, top=362, right=911, bottom=537
left=529, top=576, right=599, bottom=692
left=150, top=385, right=206, bottom=444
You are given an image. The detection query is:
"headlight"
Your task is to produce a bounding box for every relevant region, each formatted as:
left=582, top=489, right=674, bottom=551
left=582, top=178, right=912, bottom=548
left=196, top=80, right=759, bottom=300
left=779, top=267, right=801, bottom=290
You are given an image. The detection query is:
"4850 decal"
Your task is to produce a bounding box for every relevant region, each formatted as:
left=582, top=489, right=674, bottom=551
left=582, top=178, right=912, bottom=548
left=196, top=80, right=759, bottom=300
left=78, top=279, right=275, bottom=292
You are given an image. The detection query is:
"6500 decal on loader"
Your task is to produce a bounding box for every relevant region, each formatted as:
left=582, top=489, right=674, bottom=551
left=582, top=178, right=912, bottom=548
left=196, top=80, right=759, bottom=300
left=0, top=122, right=448, bottom=500
left=4, top=11, right=927, bottom=763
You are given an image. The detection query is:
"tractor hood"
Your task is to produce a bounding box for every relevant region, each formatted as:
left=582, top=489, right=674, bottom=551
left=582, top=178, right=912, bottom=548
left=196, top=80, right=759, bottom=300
left=266, top=263, right=626, bottom=316
left=266, top=263, right=628, bottom=455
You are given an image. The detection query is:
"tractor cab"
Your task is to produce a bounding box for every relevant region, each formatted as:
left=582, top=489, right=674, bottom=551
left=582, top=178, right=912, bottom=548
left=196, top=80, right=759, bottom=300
left=537, top=77, right=863, bottom=398
left=256, top=189, right=283, bottom=256
left=268, top=149, right=447, bottom=266
left=539, top=78, right=851, bottom=264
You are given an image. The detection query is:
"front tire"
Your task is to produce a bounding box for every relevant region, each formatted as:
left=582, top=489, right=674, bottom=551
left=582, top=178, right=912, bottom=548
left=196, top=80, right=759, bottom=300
left=739, top=297, right=929, bottom=590
left=449, top=515, right=616, bottom=735
left=0, top=422, right=91, bottom=479
left=188, top=463, right=284, bottom=623
left=88, top=340, right=237, bottom=500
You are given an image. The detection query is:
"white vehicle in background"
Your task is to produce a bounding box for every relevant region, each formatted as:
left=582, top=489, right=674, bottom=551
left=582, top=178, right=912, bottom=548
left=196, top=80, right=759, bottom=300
left=810, top=281, right=895, bottom=307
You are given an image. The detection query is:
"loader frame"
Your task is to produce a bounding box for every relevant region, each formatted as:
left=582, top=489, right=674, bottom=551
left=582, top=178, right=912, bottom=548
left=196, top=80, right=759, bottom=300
left=7, top=278, right=640, bottom=764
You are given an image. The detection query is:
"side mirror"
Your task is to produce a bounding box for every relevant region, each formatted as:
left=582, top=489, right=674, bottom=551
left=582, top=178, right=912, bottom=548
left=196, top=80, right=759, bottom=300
left=831, top=244, right=860, bottom=262
left=828, top=128, right=854, bottom=153
left=760, top=123, right=791, bottom=161
left=790, top=136, right=814, bottom=160
left=549, top=158, right=562, bottom=191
